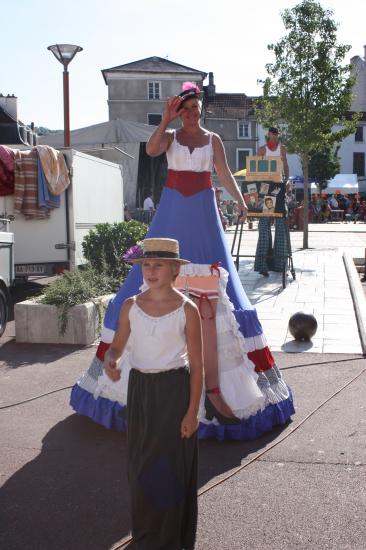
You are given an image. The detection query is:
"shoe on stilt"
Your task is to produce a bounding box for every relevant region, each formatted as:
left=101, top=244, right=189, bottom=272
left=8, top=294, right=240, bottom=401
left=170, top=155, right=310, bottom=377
left=205, top=387, right=241, bottom=425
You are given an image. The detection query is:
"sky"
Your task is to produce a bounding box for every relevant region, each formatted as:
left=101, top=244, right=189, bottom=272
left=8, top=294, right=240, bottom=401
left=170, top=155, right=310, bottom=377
left=1, top=0, right=366, bottom=130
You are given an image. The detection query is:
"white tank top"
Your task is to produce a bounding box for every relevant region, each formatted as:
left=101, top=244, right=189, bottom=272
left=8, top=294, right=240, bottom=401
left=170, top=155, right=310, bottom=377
left=166, top=130, right=214, bottom=172
left=265, top=143, right=281, bottom=157
left=128, top=298, right=189, bottom=372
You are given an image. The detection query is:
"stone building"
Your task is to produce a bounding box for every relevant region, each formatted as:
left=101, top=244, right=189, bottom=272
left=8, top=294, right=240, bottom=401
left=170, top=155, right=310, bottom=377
left=202, top=73, right=258, bottom=182
left=337, top=47, right=366, bottom=179
left=102, top=56, right=207, bottom=126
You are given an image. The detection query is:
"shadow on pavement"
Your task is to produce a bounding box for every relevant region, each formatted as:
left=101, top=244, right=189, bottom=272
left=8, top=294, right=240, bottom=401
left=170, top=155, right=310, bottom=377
left=0, top=341, right=90, bottom=369
left=198, top=421, right=290, bottom=488
left=0, top=412, right=290, bottom=550
left=0, top=414, right=129, bottom=550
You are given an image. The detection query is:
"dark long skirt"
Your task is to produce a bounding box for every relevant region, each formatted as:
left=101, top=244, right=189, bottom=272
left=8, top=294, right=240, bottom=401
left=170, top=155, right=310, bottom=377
left=127, top=367, right=198, bottom=550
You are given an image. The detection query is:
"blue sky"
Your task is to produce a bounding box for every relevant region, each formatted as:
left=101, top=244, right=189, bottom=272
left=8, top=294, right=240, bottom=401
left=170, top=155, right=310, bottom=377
left=2, top=0, right=365, bottom=130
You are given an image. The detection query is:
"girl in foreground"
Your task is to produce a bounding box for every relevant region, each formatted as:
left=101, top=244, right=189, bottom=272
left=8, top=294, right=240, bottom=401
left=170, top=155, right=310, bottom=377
left=104, top=237, right=203, bottom=550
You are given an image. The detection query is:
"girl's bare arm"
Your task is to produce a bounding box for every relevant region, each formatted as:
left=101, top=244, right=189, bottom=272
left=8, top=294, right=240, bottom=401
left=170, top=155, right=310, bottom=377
left=181, top=301, right=204, bottom=438
left=104, top=298, right=133, bottom=381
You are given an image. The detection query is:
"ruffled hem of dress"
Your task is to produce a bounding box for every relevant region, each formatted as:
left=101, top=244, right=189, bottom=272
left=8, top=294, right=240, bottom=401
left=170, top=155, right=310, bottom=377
left=70, top=384, right=294, bottom=441
left=70, top=384, right=127, bottom=432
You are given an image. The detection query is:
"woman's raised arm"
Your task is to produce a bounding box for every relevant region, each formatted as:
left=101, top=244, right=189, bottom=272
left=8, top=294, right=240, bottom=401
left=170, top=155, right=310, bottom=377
left=146, top=96, right=183, bottom=157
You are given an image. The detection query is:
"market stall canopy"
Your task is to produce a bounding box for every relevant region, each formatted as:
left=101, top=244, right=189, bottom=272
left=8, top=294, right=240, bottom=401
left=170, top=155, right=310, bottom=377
left=287, top=176, right=319, bottom=191
left=38, top=118, right=156, bottom=147
left=322, top=174, right=358, bottom=195
left=233, top=168, right=246, bottom=177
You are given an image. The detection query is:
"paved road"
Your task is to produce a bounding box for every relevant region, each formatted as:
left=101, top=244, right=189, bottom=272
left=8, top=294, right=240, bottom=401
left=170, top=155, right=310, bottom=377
left=1, top=223, right=366, bottom=549
left=0, top=347, right=365, bottom=550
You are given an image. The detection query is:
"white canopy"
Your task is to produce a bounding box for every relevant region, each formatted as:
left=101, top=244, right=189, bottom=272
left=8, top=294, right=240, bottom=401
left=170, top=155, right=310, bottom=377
left=293, top=181, right=319, bottom=191
left=323, top=174, right=358, bottom=195
left=37, top=119, right=156, bottom=209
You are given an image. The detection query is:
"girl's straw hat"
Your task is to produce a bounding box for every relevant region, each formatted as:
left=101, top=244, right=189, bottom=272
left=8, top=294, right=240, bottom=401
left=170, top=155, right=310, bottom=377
left=127, top=238, right=190, bottom=264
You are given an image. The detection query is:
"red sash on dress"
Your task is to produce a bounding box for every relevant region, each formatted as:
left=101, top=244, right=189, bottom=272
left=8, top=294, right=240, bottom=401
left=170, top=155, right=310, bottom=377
left=165, top=169, right=212, bottom=197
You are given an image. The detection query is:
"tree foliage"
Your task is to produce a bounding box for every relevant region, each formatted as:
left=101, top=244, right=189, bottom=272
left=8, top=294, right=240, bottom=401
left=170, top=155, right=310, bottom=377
left=309, top=144, right=340, bottom=188
left=255, top=0, right=359, bottom=247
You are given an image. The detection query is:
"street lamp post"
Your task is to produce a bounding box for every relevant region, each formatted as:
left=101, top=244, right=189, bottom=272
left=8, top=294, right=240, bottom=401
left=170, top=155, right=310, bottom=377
left=47, top=44, right=82, bottom=269
left=47, top=44, right=83, bottom=147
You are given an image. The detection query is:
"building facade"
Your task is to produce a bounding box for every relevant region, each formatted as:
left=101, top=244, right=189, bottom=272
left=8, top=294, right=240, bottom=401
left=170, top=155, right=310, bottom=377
left=337, top=47, right=366, bottom=180
left=202, top=73, right=258, bottom=180
left=102, top=56, right=207, bottom=126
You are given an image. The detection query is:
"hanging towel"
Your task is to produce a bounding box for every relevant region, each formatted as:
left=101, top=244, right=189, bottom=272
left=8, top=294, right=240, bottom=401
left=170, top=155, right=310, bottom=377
left=13, top=149, right=49, bottom=219
left=36, top=145, right=70, bottom=195
left=0, top=145, right=15, bottom=172
left=0, top=146, right=16, bottom=196
left=37, top=158, right=60, bottom=210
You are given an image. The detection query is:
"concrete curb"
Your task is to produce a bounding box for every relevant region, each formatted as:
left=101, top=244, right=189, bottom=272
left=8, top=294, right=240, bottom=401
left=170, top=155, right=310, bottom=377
left=343, top=251, right=366, bottom=356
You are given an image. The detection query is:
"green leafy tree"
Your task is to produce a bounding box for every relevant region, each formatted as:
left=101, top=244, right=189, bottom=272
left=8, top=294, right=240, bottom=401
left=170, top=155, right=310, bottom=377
left=309, top=144, right=340, bottom=189
left=256, top=0, right=359, bottom=248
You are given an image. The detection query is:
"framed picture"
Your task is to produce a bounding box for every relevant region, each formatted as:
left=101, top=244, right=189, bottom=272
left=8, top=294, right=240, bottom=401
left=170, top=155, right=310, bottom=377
left=243, top=191, right=259, bottom=209
left=247, top=183, right=257, bottom=194
left=259, top=182, right=269, bottom=195
left=262, top=195, right=276, bottom=214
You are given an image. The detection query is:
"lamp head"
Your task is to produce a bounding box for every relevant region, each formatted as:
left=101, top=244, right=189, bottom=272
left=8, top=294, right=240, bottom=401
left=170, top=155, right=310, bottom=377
left=47, top=44, right=83, bottom=68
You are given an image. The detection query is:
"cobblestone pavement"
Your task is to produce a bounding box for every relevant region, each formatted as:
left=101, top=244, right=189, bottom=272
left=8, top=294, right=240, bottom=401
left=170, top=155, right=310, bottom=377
left=225, top=222, right=366, bottom=353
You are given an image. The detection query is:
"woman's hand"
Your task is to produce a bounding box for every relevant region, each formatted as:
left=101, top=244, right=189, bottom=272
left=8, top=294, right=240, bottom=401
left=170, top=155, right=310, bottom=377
left=162, top=96, right=184, bottom=124
left=180, top=411, right=199, bottom=439
left=238, top=204, right=248, bottom=223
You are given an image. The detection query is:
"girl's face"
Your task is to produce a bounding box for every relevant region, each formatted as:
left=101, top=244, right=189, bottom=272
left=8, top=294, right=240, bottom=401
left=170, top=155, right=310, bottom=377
left=141, top=260, right=179, bottom=288
left=179, top=98, right=202, bottom=125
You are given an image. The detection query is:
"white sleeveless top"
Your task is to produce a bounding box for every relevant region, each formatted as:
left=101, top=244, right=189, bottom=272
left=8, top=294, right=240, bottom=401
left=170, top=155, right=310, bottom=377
left=265, top=143, right=281, bottom=157
left=166, top=130, right=214, bottom=172
left=128, top=298, right=189, bottom=372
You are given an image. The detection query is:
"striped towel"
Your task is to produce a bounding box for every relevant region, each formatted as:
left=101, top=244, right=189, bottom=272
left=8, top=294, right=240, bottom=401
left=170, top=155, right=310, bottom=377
left=14, top=149, right=50, bottom=219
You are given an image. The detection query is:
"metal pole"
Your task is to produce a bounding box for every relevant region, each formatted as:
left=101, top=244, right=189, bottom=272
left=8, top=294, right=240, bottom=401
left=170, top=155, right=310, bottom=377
left=62, top=66, right=71, bottom=264
left=63, top=68, right=70, bottom=147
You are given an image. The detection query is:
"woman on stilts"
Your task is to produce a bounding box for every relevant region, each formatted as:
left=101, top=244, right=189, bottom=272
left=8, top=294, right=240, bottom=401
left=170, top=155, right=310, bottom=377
left=70, top=83, right=295, bottom=440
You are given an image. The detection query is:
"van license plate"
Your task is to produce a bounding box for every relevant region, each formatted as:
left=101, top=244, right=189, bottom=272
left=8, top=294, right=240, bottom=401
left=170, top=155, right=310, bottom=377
left=16, top=264, right=45, bottom=275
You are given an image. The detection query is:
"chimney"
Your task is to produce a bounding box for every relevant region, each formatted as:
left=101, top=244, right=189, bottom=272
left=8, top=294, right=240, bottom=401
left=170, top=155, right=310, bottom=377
left=207, top=72, right=216, bottom=97
left=0, top=94, right=18, bottom=121
left=364, top=45, right=366, bottom=61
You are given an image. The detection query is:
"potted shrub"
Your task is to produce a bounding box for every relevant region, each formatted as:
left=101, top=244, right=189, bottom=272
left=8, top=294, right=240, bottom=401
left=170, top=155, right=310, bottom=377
left=15, top=220, right=147, bottom=344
